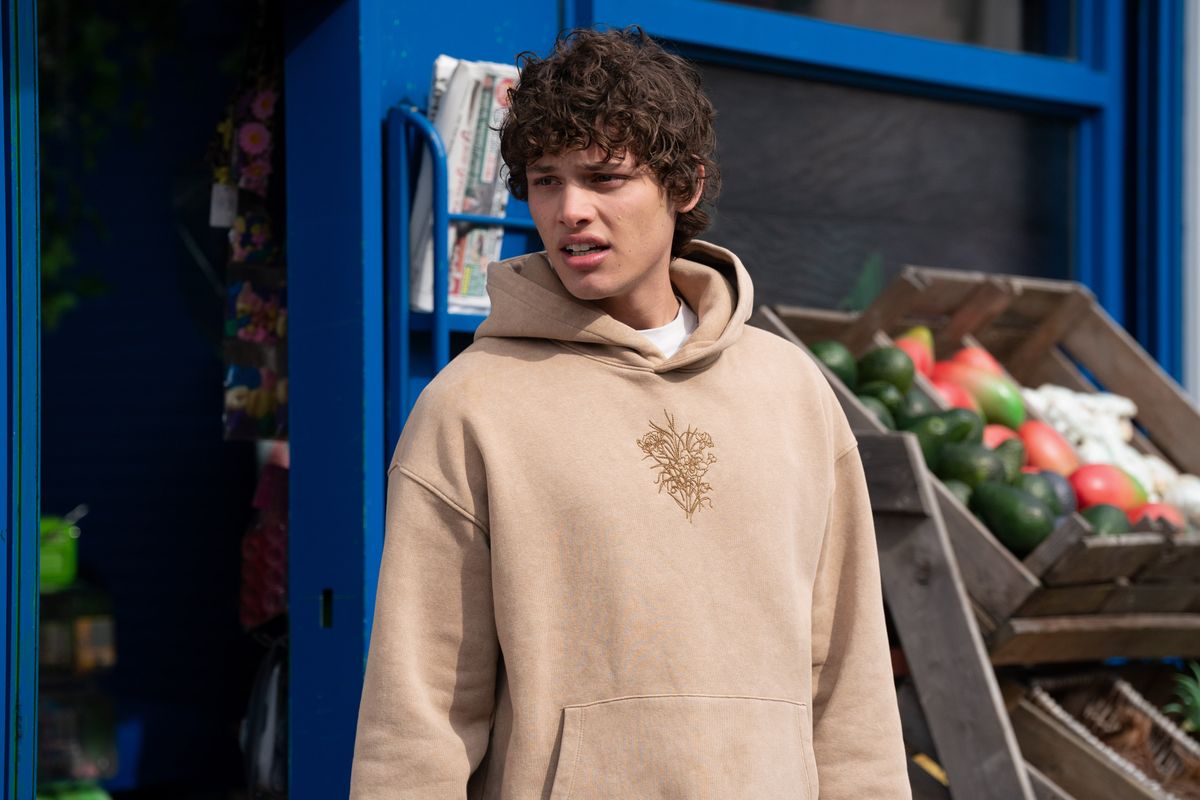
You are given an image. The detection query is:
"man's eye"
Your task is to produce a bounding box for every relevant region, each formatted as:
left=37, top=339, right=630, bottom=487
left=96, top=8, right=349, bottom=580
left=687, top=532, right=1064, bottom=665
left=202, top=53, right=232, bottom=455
left=531, top=175, right=559, bottom=187
left=592, top=174, right=626, bottom=184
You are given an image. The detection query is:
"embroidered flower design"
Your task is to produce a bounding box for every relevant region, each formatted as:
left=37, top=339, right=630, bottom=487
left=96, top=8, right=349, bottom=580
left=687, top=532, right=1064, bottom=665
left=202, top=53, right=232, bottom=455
left=636, top=411, right=717, bottom=522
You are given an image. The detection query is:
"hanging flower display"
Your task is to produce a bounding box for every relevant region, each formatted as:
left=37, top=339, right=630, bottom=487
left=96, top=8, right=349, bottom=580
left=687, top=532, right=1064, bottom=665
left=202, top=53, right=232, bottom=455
left=238, top=121, right=271, bottom=156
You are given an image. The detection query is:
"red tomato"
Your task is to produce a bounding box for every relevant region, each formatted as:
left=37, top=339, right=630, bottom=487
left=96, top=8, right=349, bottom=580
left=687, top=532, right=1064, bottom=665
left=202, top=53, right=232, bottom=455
left=1018, top=420, right=1081, bottom=476
left=895, top=338, right=933, bottom=377
left=1127, top=502, right=1185, bottom=528
left=983, top=424, right=1020, bottom=448
left=1069, top=464, right=1142, bottom=511
left=951, top=346, right=1005, bottom=376
left=930, top=377, right=982, bottom=414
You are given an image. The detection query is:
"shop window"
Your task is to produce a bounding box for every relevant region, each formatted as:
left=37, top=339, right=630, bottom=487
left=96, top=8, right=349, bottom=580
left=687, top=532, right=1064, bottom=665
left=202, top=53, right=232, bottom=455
left=701, top=62, right=1073, bottom=309
left=717, top=0, right=1076, bottom=58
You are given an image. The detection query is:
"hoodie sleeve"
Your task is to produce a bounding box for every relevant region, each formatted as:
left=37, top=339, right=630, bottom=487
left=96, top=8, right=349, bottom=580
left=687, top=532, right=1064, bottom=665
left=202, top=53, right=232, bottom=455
left=810, top=443, right=912, bottom=799
left=349, top=463, right=499, bottom=799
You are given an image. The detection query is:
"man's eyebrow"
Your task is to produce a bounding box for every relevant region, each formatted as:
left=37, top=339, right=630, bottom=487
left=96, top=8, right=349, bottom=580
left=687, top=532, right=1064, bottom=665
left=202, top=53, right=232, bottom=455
left=527, top=163, right=557, bottom=174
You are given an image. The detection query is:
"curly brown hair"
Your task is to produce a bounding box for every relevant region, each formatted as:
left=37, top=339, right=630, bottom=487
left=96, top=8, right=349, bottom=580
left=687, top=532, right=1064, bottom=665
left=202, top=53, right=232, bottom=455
left=499, top=27, right=721, bottom=256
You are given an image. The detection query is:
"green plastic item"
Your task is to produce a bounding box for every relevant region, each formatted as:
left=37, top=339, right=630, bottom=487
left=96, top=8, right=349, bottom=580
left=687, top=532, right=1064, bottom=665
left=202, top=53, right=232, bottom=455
left=40, top=515, right=81, bottom=593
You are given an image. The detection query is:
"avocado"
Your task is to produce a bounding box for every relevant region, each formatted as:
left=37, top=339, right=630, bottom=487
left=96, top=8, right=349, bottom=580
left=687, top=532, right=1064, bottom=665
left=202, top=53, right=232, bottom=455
left=858, top=381, right=906, bottom=416
left=994, top=438, right=1026, bottom=483
left=939, top=408, right=984, bottom=446
left=1015, top=472, right=1063, bottom=515
left=935, top=442, right=1006, bottom=489
left=1082, top=503, right=1132, bottom=535
left=893, top=387, right=939, bottom=428
left=858, top=346, right=916, bottom=394
left=1038, top=469, right=1077, bottom=515
left=810, top=340, right=857, bottom=391
left=857, top=395, right=895, bottom=430
left=902, top=414, right=951, bottom=471
left=970, top=481, right=1056, bottom=556
left=943, top=478, right=973, bottom=507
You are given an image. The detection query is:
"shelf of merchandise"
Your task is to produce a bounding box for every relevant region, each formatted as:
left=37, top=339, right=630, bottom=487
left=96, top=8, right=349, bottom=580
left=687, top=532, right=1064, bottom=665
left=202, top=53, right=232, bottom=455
left=386, top=105, right=539, bottom=447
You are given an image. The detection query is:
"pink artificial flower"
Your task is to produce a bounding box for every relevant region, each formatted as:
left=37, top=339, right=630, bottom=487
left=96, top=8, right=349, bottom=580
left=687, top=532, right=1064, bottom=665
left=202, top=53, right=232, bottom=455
left=242, top=159, right=272, bottom=180
left=251, top=89, right=278, bottom=120
left=238, top=122, right=271, bottom=155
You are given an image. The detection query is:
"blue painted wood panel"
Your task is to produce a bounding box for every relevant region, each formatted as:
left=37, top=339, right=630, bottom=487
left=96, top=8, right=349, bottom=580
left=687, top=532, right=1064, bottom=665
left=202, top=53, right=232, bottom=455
left=3, top=0, right=40, bottom=794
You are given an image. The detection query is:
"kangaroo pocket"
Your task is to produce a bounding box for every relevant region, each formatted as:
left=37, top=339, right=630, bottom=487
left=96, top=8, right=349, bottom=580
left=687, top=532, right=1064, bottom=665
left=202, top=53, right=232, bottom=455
left=547, top=694, right=816, bottom=800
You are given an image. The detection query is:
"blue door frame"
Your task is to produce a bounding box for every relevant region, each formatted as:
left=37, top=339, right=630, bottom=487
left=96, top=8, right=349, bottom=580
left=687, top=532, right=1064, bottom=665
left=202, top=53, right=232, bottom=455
left=285, top=2, right=1184, bottom=797
left=3, top=0, right=40, bottom=793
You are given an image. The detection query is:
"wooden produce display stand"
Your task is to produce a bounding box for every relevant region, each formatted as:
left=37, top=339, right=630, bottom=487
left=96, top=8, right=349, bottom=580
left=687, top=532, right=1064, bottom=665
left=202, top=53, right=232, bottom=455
left=751, top=266, right=1200, bottom=800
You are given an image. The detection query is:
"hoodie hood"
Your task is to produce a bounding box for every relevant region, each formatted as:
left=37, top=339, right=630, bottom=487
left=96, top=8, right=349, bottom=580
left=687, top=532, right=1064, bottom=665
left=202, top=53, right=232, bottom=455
left=474, top=240, right=754, bottom=372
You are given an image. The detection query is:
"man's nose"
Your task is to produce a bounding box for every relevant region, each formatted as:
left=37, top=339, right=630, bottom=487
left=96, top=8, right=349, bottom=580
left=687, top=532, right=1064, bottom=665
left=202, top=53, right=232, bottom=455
left=557, top=183, right=595, bottom=228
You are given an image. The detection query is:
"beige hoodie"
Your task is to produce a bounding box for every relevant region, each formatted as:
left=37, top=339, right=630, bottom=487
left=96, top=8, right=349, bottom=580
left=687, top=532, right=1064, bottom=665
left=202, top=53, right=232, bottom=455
left=350, top=242, right=911, bottom=799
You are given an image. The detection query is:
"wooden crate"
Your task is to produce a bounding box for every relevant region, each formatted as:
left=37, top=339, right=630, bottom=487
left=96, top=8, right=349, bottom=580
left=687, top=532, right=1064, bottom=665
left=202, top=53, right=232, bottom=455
left=753, top=284, right=1200, bottom=666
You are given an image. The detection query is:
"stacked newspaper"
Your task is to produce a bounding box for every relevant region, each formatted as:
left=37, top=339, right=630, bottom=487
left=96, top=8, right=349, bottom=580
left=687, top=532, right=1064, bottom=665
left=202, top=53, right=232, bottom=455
left=409, top=55, right=519, bottom=313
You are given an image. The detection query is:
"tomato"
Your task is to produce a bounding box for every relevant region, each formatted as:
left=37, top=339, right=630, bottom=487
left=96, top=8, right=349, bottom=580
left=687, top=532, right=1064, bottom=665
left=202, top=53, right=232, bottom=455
left=951, top=346, right=1005, bottom=376
left=1127, top=502, right=1185, bottom=528
left=1069, top=464, right=1147, bottom=511
left=983, top=424, right=1020, bottom=448
left=1018, top=420, right=1080, bottom=476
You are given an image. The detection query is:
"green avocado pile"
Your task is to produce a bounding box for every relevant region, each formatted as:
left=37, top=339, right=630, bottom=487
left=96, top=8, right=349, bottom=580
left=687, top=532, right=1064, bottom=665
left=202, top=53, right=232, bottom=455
left=810, top=339, right=1077, bottom=558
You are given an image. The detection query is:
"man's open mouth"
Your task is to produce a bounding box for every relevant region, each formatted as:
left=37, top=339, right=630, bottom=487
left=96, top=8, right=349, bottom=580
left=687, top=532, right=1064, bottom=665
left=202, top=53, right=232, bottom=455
left=563, top=243, right=608, bottom=255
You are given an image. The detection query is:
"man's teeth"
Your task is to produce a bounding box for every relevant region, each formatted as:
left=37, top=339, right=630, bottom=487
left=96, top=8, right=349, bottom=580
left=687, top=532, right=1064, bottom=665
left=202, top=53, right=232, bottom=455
left=565, top=244, right=603, bottom=254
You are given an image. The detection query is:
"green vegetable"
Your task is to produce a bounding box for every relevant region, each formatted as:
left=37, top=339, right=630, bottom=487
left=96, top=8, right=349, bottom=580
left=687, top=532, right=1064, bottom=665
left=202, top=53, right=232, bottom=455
left=970, top=481, right=1056, bottom=557
left=1015, top=472, right=1063, bottom=516
left=1081, top=503, right=1132, bottom=535
left=810, top=340, right=858, bottom=391
left=893, top=387, right=939, bottom=428
left=858, top=346, right=916, bottom=395
left=902, top=414, right=951, bottom=471
left=858, top=381, right=905, bottom=416
left=936, top=443, right=1007, bottom=489
left=939, top=408, right=984, bottom=446
left=857, top=395, right=895, bottom=430
left=994, top=438, right=1026, bottom=483
left=943, top=479, right=972, bottom=507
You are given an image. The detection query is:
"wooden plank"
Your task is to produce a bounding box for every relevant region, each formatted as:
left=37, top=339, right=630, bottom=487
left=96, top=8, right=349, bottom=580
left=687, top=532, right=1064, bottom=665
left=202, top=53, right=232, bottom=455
left=861, top=432, right=932, bottom=516
left=841, top=270, right=930, bottom=355
left=763, top=304, right=857, bottom=343
left=1010, top=698, right=1160, bottom=800
left=1015, top=583, right=1117, bottom=617
left=1004, top=288, right=1092, bottom=385
left=933, top=278, right=1016, bottom=355
left=1027, top=764, right=1076, bottom=800
left=933, top=479, right=1041, bottom=627
left=1136, top=532, right=1200, bottom=582
left=1040, top=533, right=1166, bottom=586
left=1062, top=304, right=1200, bottom=476
left=864, top=432, right=1035, bottom=800
left=1100, top=581, right=1200, bottom=614
left=909, top=760, right=952, bottom=800
left=988, top=614, right=1200, bottom=665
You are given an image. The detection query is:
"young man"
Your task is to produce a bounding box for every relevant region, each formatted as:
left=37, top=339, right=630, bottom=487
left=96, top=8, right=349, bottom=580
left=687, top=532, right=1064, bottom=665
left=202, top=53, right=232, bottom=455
left=350, top=27, right=910, bottom=799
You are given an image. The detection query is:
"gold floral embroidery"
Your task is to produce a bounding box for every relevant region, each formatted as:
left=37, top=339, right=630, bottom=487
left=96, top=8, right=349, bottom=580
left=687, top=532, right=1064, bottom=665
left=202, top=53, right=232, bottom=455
left=636, top=411, right=717, bottom=522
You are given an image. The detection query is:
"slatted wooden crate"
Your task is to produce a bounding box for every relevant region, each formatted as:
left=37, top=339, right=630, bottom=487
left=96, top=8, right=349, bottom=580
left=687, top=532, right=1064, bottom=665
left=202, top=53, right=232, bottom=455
left=752, top=267, right=1200, bottom=666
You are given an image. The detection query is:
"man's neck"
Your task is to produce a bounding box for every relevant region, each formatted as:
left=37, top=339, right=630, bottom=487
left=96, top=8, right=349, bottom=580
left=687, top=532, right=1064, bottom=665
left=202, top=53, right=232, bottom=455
left=598, top=276, right=680, bottom=330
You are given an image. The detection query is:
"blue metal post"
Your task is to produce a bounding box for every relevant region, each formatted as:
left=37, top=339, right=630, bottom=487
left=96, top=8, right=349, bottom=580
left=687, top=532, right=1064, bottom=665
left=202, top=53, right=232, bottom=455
left=284, top=1, right=385, bottom=796
left=2, top=0, right=40, bottom=793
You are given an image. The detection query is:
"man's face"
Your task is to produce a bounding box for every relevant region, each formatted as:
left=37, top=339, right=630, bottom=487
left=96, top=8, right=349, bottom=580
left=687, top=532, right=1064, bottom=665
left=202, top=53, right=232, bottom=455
left=526, top=144, right=698, bottom=324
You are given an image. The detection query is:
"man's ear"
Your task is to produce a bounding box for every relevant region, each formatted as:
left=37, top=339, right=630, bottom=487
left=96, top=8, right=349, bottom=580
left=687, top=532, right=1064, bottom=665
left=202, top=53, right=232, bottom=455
left=678, top=163, right=705, bottom=214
